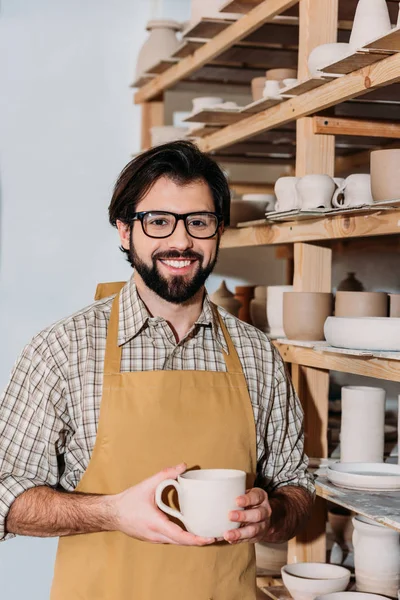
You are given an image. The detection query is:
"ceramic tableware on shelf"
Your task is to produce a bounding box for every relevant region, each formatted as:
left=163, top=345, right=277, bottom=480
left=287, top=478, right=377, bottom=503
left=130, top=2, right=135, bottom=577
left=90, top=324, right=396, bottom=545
left=234, top=286, right=255, bottom=324
left=349, top=0, right=392, bottom=52
left=281, top=563, right=351, bottom=600
left=352, top=515, right=400, bottom=597
left=332, top=174, right=373, bottom=208
left=337, top=271, right=365, bottom=292
left=214, top=101, right=238, bottom=110
left=371, top=149, right=400, bottom=202
left=274, top=177, right=301, bottom=212
left=316, top=592, right=391, bottom=600
left=135, top=20, right=182, bottom=79
left=251, top=77, right=266, bottom=102
left=150, top=126, right=188, bottom=147
left=210, top=281, right=241, bottom=317
left=307, top=43, right=350, bottom=77
left=265, top=68, right=297, bottom=83
left=249, top=286, right=268, bottom=333
left=263, top=80, right=282, bottom=99
left=283, top=292, right=333, bottom=341
left=340, top=386, right=386, bottom=463
left=266, top=285, right=293, bottom=338
left=192, top=96, right=223, bottom=112
left=155, top=468, right=246, bottom=538
left=335, top=291, right=388, bottom=318
left=282, top=77, right=298, bottom=88
left=324, top=316, right=400, bottom=351
left=296, top=174, right=336, bottom=210
left=190, top=0, right=240, bottom=24
left=389, top=293, right=400, bottom=317
left=326, top=462, right=400, bottom=491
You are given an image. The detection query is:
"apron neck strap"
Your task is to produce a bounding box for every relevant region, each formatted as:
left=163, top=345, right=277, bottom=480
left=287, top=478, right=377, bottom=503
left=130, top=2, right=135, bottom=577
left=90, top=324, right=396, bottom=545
left=104, top=294, right=244, bottom=376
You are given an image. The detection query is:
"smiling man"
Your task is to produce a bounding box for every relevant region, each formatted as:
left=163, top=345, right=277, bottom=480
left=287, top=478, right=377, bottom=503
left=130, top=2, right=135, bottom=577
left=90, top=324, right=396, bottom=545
left=0, top=141, right=314, bottom=600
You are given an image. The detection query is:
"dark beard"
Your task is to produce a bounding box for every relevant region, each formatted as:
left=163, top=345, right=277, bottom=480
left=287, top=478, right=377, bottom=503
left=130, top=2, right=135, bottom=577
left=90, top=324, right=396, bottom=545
left=129, top=241, right=219, bottom=304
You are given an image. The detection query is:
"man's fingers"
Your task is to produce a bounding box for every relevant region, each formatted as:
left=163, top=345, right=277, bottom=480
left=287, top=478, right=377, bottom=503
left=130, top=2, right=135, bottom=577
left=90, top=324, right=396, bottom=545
left=229, top=506, right=269, bottom=524
left=236, top=488, right=267, bottom=508
left=149, top=463, right=187, bottom=486
left=160, top=518, right=215, bottom=546
left=224, top=523, right=264, bottom=543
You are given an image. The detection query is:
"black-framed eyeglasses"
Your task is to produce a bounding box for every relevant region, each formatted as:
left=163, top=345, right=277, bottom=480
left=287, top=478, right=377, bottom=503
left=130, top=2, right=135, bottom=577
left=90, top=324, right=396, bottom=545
left=131, top=211, right=223, bottom=239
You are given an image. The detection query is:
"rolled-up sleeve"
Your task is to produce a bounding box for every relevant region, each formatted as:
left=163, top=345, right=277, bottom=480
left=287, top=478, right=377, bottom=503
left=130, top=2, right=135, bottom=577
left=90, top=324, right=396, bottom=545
left=0, top=335, right=65, bottom=540
left=261, top=347, right=315, bottom=497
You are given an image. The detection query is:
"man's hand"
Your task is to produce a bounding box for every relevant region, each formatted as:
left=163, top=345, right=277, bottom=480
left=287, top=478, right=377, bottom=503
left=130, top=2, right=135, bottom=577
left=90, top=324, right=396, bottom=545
left=224, top=488, right=271, bottom=544
left=113, top=462, right=216, bottom=546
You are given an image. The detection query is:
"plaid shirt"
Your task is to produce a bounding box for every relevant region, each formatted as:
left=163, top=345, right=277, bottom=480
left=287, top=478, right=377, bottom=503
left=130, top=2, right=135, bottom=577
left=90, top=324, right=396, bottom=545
left=0, top=276, right=314, bottom=540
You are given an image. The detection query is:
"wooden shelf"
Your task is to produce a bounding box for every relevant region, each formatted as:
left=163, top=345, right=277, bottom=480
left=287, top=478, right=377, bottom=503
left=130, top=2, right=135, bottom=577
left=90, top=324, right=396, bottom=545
left=316, top=475, right=400, bottom=533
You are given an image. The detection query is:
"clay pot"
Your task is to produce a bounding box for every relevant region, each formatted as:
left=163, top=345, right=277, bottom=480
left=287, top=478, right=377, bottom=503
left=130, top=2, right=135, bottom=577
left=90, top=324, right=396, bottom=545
left=308, top=43, right=350, bottom=76
left=265, top=68, right=297, bottom=82
left=210, top=281, right=241, bottom=317
left=296, top=174, right=336, bottom=210
left=371, top=149, right=400, bottom=202
left=340, top=386, right=386, bottom=463
left=335, top=291, right=388, bottom=318
left=283, top=292, right=333, bottom=341
left=251, top=77, right=266, bottom=102
left=135, top=20, right=181, bottom=78
left=349, top=0, right=392, bottom=52
left=234, top=286, right=255, bottom=323
left=389, top=294, right=400, bottom=317
left=337, top=272, right=365, bottom=292
left=250, top=286, right=268, bottom=332
left=353, top=515, right=400, bottom=597
left=267, top=285, right=293, bottom=338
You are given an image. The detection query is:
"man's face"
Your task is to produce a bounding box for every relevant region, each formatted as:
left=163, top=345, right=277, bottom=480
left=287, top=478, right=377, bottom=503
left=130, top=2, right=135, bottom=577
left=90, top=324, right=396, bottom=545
left=118, top=176, right=222, bottom=304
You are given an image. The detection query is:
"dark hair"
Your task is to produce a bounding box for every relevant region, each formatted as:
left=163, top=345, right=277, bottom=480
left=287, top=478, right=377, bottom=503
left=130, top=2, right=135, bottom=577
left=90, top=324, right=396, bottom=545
left=108, top=140, right=231, bottom=228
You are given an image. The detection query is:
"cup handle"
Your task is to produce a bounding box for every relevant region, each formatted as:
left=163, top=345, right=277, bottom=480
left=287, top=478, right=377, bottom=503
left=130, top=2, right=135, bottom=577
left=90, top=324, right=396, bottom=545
left=332, top=184, right=347, bottom=208
left=155, top=479, right=187, bottom=528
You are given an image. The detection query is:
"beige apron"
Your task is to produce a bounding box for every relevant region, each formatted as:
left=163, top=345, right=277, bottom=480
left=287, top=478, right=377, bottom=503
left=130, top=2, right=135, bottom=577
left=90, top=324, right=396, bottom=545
left=51, top=282, right=257, bottom=600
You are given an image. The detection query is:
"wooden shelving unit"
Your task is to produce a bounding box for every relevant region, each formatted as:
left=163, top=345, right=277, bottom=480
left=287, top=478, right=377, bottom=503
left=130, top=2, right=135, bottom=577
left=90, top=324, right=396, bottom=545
left=134, top=0, right=400, bottom=569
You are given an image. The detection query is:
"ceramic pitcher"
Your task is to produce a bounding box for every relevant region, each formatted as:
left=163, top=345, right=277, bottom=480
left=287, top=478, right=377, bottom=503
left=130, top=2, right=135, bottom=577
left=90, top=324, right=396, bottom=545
left=349, top=0, right=392, bottom=52
left=353, top=515, right=400, bottom=597
left=332, top=174, right=373, bottom=208
left=296, top=174, right=335, bottom=210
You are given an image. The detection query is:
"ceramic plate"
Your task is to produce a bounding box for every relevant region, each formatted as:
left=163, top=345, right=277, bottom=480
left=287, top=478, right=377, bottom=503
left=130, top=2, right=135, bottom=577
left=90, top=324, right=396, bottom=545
left=327, top=462, right=400, bottom=491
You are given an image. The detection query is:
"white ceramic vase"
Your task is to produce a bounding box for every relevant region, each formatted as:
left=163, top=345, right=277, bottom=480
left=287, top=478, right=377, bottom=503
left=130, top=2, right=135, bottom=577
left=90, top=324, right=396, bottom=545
left=340, top=386, right=386, bottom=463
left=266, top=285, right=293, bottom=338
left=353, top=515, right=400, bottom=597
left=135, top=20, right=181, bottom=79
left=349, top=0, right=392, bottom=52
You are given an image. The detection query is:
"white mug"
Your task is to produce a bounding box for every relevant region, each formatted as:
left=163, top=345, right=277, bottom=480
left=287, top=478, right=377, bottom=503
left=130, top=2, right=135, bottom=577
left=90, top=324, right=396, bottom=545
left=263, top=80, right=282, bottom=99
left=155, top=468, right=246, bottom=538
left=297, top=174, right=336, bottom=210
left=274, top=177, right=301, bottom=211
left=332, top=174, right=373, bottom=208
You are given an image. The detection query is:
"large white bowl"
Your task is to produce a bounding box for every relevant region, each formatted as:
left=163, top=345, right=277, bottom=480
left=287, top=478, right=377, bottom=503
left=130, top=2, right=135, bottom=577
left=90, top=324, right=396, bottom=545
left=324, top=316, right=400, bottom=352
left=308, top=43, right=350, bottom=76
left=281, top=563, right=351, bottom=600
left=316, top=593, right=388, bottom=600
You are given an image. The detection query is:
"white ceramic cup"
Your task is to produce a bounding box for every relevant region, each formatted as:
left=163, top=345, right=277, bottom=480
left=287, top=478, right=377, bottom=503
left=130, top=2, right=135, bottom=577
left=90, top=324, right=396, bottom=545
left=155, top=468, right=246, bottom=538
left=263, top=80, right=282, bottom=99
left=192, top=96, right=223, bottom=112
left=282, top=78, right=298, bottom=88
left=274, top=177, right=301, bottom=211
left=332, top=174, right=373, bottom=208
left=297, top=174, right=336, bottom=210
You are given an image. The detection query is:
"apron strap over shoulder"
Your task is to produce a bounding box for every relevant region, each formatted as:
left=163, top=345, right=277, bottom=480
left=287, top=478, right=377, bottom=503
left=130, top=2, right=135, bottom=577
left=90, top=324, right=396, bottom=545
left=94, top=281, right=126, bottom=301
left=104, top=292, right=123, bottom=374
left=214, top=308, right=244, bottom=375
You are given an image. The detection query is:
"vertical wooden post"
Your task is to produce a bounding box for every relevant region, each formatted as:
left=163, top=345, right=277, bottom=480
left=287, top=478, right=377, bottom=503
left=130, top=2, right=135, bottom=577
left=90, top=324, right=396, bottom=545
left=140, top=99, right=164, bottom=151
left=287, top=0, right=338, bottom=564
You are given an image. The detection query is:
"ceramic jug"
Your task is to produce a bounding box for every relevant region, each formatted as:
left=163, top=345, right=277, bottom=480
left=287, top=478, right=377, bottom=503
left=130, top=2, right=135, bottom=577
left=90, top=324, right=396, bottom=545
left=296, top=174, right=336, bottom=210
left=349, top=0, right=392, bottom=52
left=274, top=177, right=301, bottom=212
left=210, top=281, right=241, bottom=317
left=353, top=515, right=400, bottom=597
left=332, top=174, right=373, bottom=208
left=135, top=20, right=181, bottom=79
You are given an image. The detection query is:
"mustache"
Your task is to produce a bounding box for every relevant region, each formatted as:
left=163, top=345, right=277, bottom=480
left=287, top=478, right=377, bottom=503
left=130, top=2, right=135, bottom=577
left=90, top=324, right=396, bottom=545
left=153, top=250, right=203, bottom=261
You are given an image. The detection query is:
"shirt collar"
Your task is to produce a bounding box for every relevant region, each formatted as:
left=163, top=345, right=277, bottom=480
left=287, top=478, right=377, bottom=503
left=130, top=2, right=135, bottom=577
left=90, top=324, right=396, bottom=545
left=117, top=275, right=229, bottom=353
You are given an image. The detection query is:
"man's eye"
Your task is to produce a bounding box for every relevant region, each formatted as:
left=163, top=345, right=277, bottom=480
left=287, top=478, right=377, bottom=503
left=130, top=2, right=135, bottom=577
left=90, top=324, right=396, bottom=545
left=189, top=219, right=207, bottom=228
left=150, top=219, right=168, bottom=226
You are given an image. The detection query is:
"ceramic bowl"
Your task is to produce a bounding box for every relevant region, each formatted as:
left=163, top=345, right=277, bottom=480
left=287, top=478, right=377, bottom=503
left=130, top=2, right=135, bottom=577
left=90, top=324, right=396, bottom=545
left=281, top=563, right=351, bottom=600
left=370, top=149, right=400, bottom=202
left=192, top=96, right=223, bottom=112
left=308, top=43, right=350, bottom=76
left=324, top=316, right=400, bottom=351
left=335, top=291, right=388, bottom=318
left=316, top=593, right=388, bottom=600
left=283, top=292, right=333, bottom=341
left=389, top=293, right=400, bottom=317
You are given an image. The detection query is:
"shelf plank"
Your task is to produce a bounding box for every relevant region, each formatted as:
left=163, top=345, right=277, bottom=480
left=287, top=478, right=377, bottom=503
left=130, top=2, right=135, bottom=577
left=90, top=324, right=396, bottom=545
left=171, top=39, right=205, bottom=59
left=313, top=116, right=400, bottom=138
left=184, top=109, right=244, bottom=126
left=188, top=125, right=222, bottom=138
left=135, top=0, right=299, bottom=103
left=275, top=342, right=400, bottom=382
left=322, top=49, right=392, bottom=76
left=364, top=26, right=400, bottom=53
left=316, top=476, right=400, bottom=533
left=182, top=17, right=237, bottom=40
left=240, top=97, right=283, bottom=115
left=197, top=51, right=400, bottom=153
left=279, top=76, right=334, bottom=96
left=220, top=0, right=262, bottom=13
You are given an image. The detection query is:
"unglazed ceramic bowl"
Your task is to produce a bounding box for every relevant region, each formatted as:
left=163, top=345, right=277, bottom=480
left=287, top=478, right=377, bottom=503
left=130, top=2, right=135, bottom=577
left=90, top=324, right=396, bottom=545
left=371, top=149, right=400, bottom=202
left=251, top=77, right=266, bottom=101
left=324, top=316, right=400, bottom=351
left=283, top=292, right=333, bottom=341
left=316, top=593, right=388, bottom=600
left=335, top=291, right=388, bottom=318
left=281, top=563, right=351, bottom=600
left=308, top=43, right=350, bottom=76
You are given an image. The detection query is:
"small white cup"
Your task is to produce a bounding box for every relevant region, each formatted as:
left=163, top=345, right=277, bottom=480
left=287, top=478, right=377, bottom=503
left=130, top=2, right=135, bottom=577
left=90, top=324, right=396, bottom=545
left=282, top=78, right=298, bottom=88
left=274, top=177, right=301, bottom=211
left=263, top=80, right=282, bottom=99
left=192, top=96, right=223, bottom=113
left=155, top=468, right=246, bottom=538
left=332, top=174, right=373, bottom=208
left=297, top=174, right=336, bottom=210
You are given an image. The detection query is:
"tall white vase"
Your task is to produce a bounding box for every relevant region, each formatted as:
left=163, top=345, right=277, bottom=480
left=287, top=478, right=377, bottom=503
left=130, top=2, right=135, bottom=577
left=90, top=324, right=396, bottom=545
left=353, top=515, right=400, bottom=597
left=135, top=20, right=181, bottom=79
left=349, top=0, right=392, bottom=52
left=266, top=285, right=293, bottom=338
left=340, top=386, right=385, bottom=463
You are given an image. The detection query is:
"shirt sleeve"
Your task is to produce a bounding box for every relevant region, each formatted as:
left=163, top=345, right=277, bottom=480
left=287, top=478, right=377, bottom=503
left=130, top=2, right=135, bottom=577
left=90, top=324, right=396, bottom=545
left=257, top=346, right=315, bottom=497
left=0, top=335, right=66, bottom=541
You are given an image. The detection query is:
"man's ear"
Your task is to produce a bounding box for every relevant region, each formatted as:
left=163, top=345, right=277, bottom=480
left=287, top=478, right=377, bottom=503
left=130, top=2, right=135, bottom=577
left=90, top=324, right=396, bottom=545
left=116, top=220, right=131, bottom=250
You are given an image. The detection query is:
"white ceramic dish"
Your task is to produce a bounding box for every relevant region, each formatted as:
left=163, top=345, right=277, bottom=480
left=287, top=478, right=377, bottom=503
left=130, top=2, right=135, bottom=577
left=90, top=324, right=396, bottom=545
left=326, top=462, right=400, bottom=491
left=308, top=43, right=350, bottom=76
left=316, top=593, right=388, bottom=600
left=281, top=563, right=350, bottom=600
left=324, top=316, right=400, bottom=352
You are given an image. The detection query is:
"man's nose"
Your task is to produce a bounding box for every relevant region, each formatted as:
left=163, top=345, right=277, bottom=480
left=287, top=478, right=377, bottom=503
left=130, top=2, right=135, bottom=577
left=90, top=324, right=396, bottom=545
left=167, top=219, right=193, bottom=250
